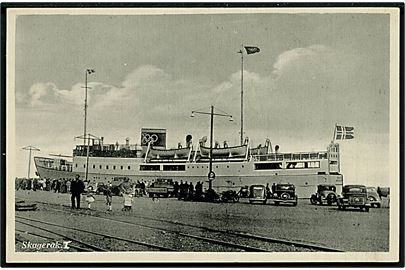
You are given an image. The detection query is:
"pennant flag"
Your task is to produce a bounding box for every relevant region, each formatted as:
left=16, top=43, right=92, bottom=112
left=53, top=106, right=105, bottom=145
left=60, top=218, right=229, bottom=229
left=335, top=125, right=355, bottom=140
left=244, top=46, right=260, bottom=55
left=87, top=69, right=95, bottom=74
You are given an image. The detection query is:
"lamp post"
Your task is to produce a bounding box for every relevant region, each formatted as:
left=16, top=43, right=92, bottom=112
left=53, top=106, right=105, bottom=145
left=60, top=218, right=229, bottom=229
left=22, top=146, right=40, bottom=179
left=191, top=106, right=233, bottom=191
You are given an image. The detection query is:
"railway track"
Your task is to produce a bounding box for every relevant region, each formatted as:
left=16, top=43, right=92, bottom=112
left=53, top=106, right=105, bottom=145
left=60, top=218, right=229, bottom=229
left=15, top=200, right=343, bottom=252
left=15, top=215, right=175, bottom=251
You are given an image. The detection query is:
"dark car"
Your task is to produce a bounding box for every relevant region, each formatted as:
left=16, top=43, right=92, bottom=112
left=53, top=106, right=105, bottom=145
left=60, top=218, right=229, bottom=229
left=147, top=178, right=174, bottom=198
left=338, top=185, right=371, bottom=212
left=367, top=186, right=382, bottom=208
left=268, top=183, right=298, bottom=206
left=310, top=184, right=338, bottom=206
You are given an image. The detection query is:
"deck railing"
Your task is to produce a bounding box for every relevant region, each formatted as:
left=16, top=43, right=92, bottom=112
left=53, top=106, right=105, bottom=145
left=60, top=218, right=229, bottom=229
left=252, top=151, right=328, bottom=162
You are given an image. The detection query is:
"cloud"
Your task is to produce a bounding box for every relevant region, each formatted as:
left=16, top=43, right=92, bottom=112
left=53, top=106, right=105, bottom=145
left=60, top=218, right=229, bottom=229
left=272, top=44, right=331, bottom=78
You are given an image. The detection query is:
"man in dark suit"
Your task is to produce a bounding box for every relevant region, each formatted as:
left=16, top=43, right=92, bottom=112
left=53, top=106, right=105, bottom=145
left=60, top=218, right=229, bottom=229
left=70, top=174, right=85, bottom=209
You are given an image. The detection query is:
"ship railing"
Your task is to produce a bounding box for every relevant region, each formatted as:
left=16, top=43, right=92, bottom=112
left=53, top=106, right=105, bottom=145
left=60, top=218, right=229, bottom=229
left=252, top=151, right=328, bottom=162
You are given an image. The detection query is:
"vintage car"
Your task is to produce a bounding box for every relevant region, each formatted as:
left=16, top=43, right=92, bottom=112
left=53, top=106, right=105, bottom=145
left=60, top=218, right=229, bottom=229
left=367, top=186, right=382, bottom=208
left=268, top=183, right=298, bottom=206
left=147, top=178, right=174, bottom=198
left=310, top=184, right=338, bottom=206
left=337, top=185, right=371, bottom=212
left=249, top=185, right=268, bottom=204
left=220, top=190, right=240, bottom=203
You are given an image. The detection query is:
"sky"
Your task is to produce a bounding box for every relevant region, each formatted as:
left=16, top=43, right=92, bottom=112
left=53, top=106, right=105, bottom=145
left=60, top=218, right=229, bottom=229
left=13, top=11, right=392, bottom=187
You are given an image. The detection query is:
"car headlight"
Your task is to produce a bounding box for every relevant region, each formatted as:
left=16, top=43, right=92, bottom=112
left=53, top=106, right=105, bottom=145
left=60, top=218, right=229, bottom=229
left=369, top=197, right=375, bottom=201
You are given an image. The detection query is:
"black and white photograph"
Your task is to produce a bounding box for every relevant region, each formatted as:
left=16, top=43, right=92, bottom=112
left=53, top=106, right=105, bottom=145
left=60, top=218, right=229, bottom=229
left=3, top=4, right=402, bottom=265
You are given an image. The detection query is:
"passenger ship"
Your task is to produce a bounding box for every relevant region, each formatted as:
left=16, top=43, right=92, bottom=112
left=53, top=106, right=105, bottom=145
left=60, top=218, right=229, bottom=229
left=34, top=128, right=343, bottom=198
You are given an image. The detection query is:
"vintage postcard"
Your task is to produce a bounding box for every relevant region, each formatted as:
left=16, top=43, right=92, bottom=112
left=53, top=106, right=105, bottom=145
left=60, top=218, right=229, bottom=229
left=3, top=4, right=402, bottom=265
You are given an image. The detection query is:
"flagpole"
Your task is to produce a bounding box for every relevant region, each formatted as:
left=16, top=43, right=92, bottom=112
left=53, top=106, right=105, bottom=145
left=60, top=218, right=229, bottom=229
left=240, top=44, right=244, bottom=145
left=84, top=70, right=88, bottom=147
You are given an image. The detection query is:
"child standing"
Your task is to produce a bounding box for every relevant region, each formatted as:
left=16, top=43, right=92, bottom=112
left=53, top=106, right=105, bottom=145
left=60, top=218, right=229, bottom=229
left=104, top=185, right=113, bottom=211
left=85, top=193, right=95, bottom=209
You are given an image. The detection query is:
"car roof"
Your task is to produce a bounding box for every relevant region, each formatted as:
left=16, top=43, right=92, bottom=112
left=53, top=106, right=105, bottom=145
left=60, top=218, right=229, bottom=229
left=344, top=185, right=366, bottom=188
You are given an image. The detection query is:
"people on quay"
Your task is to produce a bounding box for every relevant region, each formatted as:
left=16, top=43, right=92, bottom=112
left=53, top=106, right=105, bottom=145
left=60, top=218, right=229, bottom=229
left=54, top=179, right=61, bottom=193
left=195, top=181, right=203, bottom=200
left=66, top=179, right=71, bottom=193
left=173, top=181, right=179, bottom=198
left=135, top=180, right=141, bottom=197
left=32, top=178, right=38, bottom=191
left=85, top=193, right=96, bottom=209
left=45, top=178, right=51, bottom=191
left=140, top=181, right=146, bottom=196
left=104, top=184, right=113, bottom=211
left=70, top=174, right=85, bottom=209
left=188, top=182, right=194, bottom=200
left=266, top=183, right=271, bottom=198
left=60, top=179, right=67, bottom=193
left=119, top=178, right=133, bottom=211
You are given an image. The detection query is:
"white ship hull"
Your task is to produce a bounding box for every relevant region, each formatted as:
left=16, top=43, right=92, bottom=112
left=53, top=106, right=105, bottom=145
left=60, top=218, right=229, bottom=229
left=34, top=144, right=343, bottom=198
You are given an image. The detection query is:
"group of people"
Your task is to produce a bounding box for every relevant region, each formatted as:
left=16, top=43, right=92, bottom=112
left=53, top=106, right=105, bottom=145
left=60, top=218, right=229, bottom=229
left=15, top=177, right=74, bottom=194
left=174, top=180, right=204, bottom=200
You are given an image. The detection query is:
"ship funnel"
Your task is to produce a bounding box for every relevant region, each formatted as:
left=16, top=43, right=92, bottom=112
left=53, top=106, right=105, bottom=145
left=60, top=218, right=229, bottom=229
left=125, top=137, right=130, bottom=146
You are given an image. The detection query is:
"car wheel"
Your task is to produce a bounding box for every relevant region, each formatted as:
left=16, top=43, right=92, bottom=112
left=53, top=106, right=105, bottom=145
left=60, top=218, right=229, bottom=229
left=87, top=186, right=93, bottom=192
left=310, top=196, right=317, bottom=205
left=274, top=201, right=279, bottom=206
left=376, top=204, right=381, bottom=208
left=365, top=207, right=370, bottom=212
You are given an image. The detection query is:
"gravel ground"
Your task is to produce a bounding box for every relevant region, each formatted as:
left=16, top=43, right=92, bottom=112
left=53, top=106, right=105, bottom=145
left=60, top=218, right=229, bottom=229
left=15, top=190, right=389, bottom=252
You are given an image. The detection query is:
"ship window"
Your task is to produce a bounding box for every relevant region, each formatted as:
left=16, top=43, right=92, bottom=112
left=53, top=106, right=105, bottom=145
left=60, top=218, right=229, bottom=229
left=140, top=165, right=160, bottom=171
left=242, top=165, right=244, bottom=168
left=93, top=165, right=95, bottom=169
left=227, top=165, right=229, bottom=168
left=254, top=163, right=282, bottom=170
left=307, top=161, right=320, bottom=168
left=75, top=164, right=78, bottom=168
left=163, top=165, right=185, bottom=171
left=121, top=166, right=123, bottom=170
left=106, top=165, right=109, bottom=170
left=216, top=166, right=218, bottom=169
left=113, top=165, right=116, bottom=170
left=128, top=166, right=131, bottom=170
left=330, top=161, right=337, bottom=165
left=319, top=153, right=327, bottom=159
left=99, top=165, right=102, bottom=169
left=83, top=164, right=86, bottom=168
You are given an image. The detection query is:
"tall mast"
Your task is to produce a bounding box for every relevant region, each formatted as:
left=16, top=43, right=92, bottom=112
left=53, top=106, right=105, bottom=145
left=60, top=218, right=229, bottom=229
left=84, top=70, right=88, bottom=147
left=240, top=44, right=244, bottom=145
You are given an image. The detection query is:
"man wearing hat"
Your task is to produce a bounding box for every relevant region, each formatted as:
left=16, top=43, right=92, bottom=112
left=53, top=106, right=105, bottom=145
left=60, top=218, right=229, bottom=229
left=70, top=174, right=85, bottom=209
